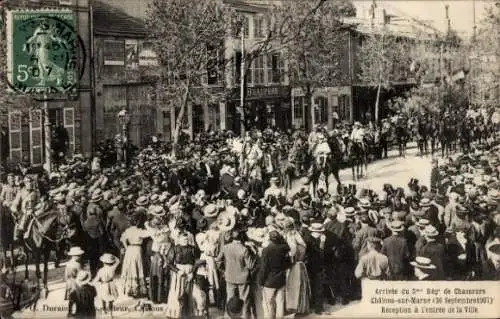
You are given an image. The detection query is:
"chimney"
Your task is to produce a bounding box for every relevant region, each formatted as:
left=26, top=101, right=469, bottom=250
left=445, top=4, right=450, bottom=35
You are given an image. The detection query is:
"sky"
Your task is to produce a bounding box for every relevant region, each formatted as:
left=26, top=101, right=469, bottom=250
left=353, top=0, right=492, bottom=38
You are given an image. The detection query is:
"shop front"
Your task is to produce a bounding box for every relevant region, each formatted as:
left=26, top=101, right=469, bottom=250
left=227, top=85, right=291, bottom=134
left=291, top=86, right=352, bottom=131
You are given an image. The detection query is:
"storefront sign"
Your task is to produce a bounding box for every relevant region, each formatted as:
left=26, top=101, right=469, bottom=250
left=232, top=85, right=289, bottom=101
left=138, top=42, right=158, bottom=66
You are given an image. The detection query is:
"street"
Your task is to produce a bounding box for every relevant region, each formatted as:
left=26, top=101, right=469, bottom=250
left=11, top=145, right=430, bottom=319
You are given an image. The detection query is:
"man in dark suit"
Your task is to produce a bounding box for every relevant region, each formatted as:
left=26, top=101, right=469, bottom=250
left=220, top=167, right=237, bottom=198
left=419, top=225, right=447, bottom=280
left=382, top=220, right=410, bottom=280
left=258, top=231, right=290, bottom=319
left=217, top=230, right=256, bottom=319
left=353, top=215, right=379, bottom=258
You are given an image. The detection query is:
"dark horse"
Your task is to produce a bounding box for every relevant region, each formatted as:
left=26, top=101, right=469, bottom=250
left=348, top=140, right=367, bottom=180
left=0, top=205, right=16, bottom=270
left=395, top=123, right=409, bottom=158
left=17, top=204, right=82, bottom=297
left=310, top=137, right=343, bottom=196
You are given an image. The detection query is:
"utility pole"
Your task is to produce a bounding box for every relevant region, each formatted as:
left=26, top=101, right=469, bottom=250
left=43, top=96, right=51, bottom=174
left=239, top=22, right=246, bottom=137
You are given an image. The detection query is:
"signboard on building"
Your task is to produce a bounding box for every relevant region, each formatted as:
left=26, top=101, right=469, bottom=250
left=231, top=85, right=289, bottom=101
left=138, top=41, right=158, bottom=66
left=125, top=40, right=139, bottom=69
left=6, top=9, right=80, bottom=94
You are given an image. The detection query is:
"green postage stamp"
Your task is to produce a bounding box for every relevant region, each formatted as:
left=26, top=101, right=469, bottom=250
left=6, top=9, right=79, bottom=94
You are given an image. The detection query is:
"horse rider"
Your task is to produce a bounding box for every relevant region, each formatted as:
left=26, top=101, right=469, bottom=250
left=311, top=133, right=332, bottom=169
left=350, top=121, right=365, bottom=150
left=244, top=137, right=263, bottom=178
left=307, top=124, right=322, bottom=154
left=10, top=176, right=40, bottom=239
left=1, top=174, right=18, bottom=212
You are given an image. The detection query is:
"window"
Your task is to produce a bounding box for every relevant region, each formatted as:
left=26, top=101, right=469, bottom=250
left=254, top=16, right=265, bottom=38
left=233, top=51, right=242, bottom=86
left=293, top=96, right=304, bottom=127
left=63, top=108, right=75, bottom=156
left=8, top=111, right=22, bottom=162
left=103, top=40, right=125, bottom=66
left=29, top=110, right=42, bottom=166
left=243, top=16, right=250, bottom=38
left=268, top=53, right=284, bottom=84
left=206, top=45, right=223, bottom=85
left=252, top=55, right=265, bottom=85
left=338, top=94, right=351, bottom=121
left=59, top=0, right=72, bottom=5
left=314, top=96, right=328, bottom=124
left=208, top=104, right=220, bottom=131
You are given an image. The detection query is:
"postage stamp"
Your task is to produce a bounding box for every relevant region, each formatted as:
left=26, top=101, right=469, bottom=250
left=6, top=9, right=83, bottom=95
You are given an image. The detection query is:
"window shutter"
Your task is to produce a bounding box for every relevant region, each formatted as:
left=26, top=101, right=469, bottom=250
left=63, top=108, right=75, bottom=155
left=29, top=110, right=43, bottom=166
left=8, top=111, right=22, bottom=162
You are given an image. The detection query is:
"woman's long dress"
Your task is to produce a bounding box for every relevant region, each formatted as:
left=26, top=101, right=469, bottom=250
left=120, top=226, right=148, bottom=296
left=164, top=245, right=199, bottom=318
left=285, top=232, right=311, bottom=314
left=147, top=225, right=172, bottom=304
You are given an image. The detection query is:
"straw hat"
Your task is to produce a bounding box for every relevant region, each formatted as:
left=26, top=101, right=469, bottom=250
left=203, top=204, right=219, bottom=218
left=416, top=218, right=430, bottom=227
left=217, top=212, right=236, bottom=232
left=308, top=223, right=325, bottom=232
left=89, top=189, right=103, bottom=203
left=410, top=256, right=436, bottom=270
left=358, top=198, right=371, bottom=210
left=99, top=253, right=116, bottom=264
left=136, top=196, right=149, bottom=207
left=419, top=198, right=432, bottom=208
left=423, top=225, right=439, bottom=237
left=148, top=205, right=166, bottom=217
left=54, top=193, right=66, bottom=203
left=344, top=207, right=356, bottom=217
left=67, top=246, right=85, bottom=256
left=75, top=270, right=91, bottom=286
left=389, top=220, right=404, bottom=232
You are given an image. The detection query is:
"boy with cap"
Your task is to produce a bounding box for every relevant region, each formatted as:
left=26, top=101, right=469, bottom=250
left=355, top=237, right=390, bottom=280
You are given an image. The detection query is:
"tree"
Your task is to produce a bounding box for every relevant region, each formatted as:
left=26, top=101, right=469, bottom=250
left=357, top=25, right=413, bottom=122
left=470, top=0, right=500, bottom=106
left=277, top=0, right=355, bottom=130
left=145, top=0, right=241, bottom=156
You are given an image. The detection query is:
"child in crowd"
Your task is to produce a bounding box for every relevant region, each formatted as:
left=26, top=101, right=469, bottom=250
left=93, top=253, right=120, bottom=316
left=64, top=246, right=84, bottom=300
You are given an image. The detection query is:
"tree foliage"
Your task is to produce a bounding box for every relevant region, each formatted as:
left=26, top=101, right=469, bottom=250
left=279, top=0, right=352, bottom=95
left=145, top=0, right=240, bottom=149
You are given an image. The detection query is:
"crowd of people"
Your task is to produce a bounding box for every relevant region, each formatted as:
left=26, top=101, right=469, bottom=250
left=0, top=110, right=499, bottom=319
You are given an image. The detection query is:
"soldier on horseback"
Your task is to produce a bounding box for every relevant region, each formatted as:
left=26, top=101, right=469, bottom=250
left=10, top=176, right=40, bottom=240
left=0, top=174, right=18, bottom=267
left=350, top=121, right=365, bottom=151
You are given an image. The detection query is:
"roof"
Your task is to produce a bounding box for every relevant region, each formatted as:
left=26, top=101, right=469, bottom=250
left=343, top=16, right=441, bottom=40
left=223, top=0, right=269, bottom=13
left=93, top=0, right=147, bottom=37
